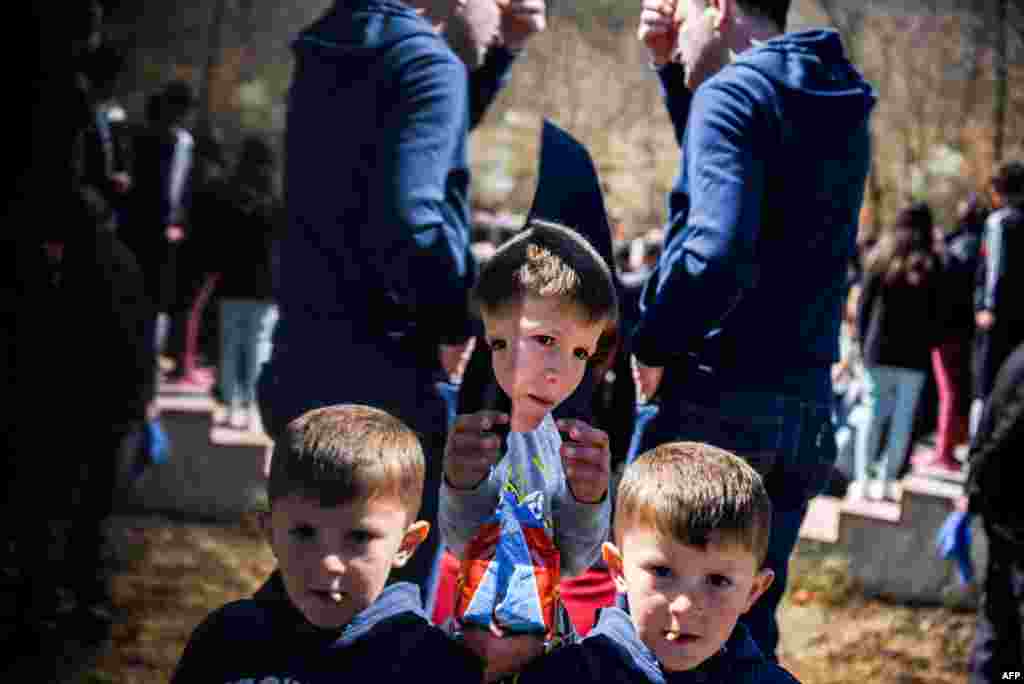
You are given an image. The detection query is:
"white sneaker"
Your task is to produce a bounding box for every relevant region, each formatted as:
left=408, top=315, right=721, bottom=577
left=884, top=482, right=902, bottom=501
left=866, top=480, right=885, bottom=501
left=846, top=480, right=866, bottom=501
left=229, top=408, right=250, bottom=430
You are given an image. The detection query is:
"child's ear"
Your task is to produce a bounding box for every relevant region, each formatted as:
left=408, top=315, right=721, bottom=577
left=743, top=568, right=775, bottom=613
left=602, top=542, right=628, bottom=594
left=393, top=521, right=431, bottom=568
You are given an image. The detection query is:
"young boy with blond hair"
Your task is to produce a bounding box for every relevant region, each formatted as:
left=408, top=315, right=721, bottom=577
left=516, top=441, right=801, bottom=683
left=440, top=218, right=618, bottom=680
left=171, top=404, right=482, bottom=683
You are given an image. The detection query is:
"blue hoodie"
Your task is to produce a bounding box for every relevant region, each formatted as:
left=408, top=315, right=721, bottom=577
left=266, top=0, right=516, bottom=425
left=631, top=30, right=876, bottom=401
left=517, top=607, right=799, bottom=684
left=171, top=571, right=482, bottom=683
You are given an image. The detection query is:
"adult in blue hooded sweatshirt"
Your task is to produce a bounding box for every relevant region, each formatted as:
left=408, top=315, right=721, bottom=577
left=630, top=0, right=875, bottom=658
left=258, top=0, right=545, bottom=610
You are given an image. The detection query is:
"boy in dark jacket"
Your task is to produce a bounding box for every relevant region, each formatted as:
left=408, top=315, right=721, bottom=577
left=171, top=405, right=481, bottom=683
left=516, top=442, right=799, bottom=684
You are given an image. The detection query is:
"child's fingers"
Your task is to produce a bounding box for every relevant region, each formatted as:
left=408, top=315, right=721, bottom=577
left=556, top=419, right=609, bottom=449
left=562, top=444, right=610, bottom=476
left=448, top=429, right=502, bottom=455
left=452, top=410, right=509, bottom=434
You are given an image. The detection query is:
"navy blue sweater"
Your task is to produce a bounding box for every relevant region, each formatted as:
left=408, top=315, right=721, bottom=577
left=632, top=30, right=876, bottom=400
left=517, top=607, right=799, bottom=684
left=267, top=0, right=516, bottom=422
left=171, top=572, right=482, bottom=683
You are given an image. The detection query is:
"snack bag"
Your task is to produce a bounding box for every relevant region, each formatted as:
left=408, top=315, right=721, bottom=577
left=455, top=489, right=561, bottom=637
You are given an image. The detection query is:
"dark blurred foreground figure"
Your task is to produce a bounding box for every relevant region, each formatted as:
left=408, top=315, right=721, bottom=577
left=965, top=340, right=1024, bottom=683
left=4, top=187, right=153, bottom=668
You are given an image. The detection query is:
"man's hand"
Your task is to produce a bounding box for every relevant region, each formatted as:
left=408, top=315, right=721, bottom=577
left=637, top=0, right=679, bottom=66
left=110, top=172, right=132, bottom=194
left=165, top=225, right=185, bottom=243
left=440, top=337, right=476, bottom=382
left=632, top=355, right=664, bottom=403
left=500, top=0, right=546, bottom=50
left=462, top=624, right=545, bottom=683
left=445, top=410, right=510, bottom=490
left=976, top=310, right=995, bottom=331
left=558, top=418, right=610, bottom=504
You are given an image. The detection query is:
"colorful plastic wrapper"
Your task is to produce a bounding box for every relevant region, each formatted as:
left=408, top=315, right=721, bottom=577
left=455, top=489, right=561, bottom=637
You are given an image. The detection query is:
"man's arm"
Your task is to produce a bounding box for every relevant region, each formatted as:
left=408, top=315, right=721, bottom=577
left=365, top=41, right=476, bottom=344
left=655, top=62, right=693, bottom=148
left=630, top=80, right=766, bottom=366
left=468, top=46, right=520, bottom=130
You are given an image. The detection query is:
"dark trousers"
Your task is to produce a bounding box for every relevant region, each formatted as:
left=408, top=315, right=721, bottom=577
left=633, top=373, right=836, bottom=659
left=970, top=525, right=1024, bottom=683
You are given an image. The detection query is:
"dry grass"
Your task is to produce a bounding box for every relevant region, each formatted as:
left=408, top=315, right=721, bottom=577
left=71, top=517, right=976, bottom=684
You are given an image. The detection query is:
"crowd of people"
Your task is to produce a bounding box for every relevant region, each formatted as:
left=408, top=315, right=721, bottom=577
left=4, top=0, right=1024, bottom=682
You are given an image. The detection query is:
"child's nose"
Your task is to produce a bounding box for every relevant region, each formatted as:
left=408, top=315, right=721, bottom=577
left=669, top=591, right=697, bottom=615
left=322, top=553, right=346, bottom=575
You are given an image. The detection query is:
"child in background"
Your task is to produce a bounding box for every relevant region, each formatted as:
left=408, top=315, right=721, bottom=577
left=171, top=405, right=481, bottom=684
left=440, top=219, right=618, bottom=681
left=515, top=442, right=798, bottom=683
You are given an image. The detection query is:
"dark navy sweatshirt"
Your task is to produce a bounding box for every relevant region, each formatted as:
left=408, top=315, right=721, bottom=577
left=517, top=607, right=800, bottom=684
left=267, top=0, right=516, bottom=421
left=171, top=572, right=482, bottom=683
left=632, top=30, right=876, bottom=400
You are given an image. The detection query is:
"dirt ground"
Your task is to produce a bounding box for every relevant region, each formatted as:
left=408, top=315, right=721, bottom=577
left=67, top=513, right=976, bottom=684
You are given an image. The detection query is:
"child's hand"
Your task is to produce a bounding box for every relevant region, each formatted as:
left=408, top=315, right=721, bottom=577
left=462, top=624, right=545, bottom=683
left=557, top=419, right=611, bottom=504
left=445, top=411, right=511, bottom=490
left=500, top=0, right=547, bottom=51
left=637, top=0, right=678, bottom=66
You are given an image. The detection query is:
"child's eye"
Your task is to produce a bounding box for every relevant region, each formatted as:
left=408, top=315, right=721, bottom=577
left=289, top=524, right=317, bottom=542
left=488, top=339, right=507, bottom=352
left=573, top=348, right=590, bottom=361
left=648, top=565, right=673, bottom=579
left=535, top=335, right=556, bottom=347
left=347, top=529, right=373, bottom=546
left=707, top=574, right=734, bottom=589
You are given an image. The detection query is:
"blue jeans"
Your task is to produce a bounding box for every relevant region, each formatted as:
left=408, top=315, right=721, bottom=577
left=219, top=300, right=278, bottom=409
left=854, top=364, right=926, bottom=483
left=633, top=383, right=836, bottom=658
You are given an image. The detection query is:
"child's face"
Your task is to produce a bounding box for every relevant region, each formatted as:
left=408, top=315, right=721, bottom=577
left=603, top=526, right=774, bottom=672
left=265, top=494, right=428, bottom=629
left=482, top=295, right=605, bottom=432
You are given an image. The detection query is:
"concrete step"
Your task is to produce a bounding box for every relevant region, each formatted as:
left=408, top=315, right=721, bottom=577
left=798, top=495, right=841, bottom=544
left=835, top=472, right=972, bottom=604
left=122, top=393, right=266, bottom=520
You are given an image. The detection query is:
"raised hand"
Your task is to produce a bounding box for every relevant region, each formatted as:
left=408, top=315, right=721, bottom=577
left=444, top=410, right=511, bottom=490
left=557, top=418, right=611, bottom=504
left=500, top=0, right=546, bottom=50
left=637, top=0, right=679, bottom=66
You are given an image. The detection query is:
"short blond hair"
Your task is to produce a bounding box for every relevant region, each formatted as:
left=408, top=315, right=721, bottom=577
left=472, top=219, right=618, bottom=328
left=614, top=442, right=772, bottom=566
left=268, top=404, right=425, bottom=519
